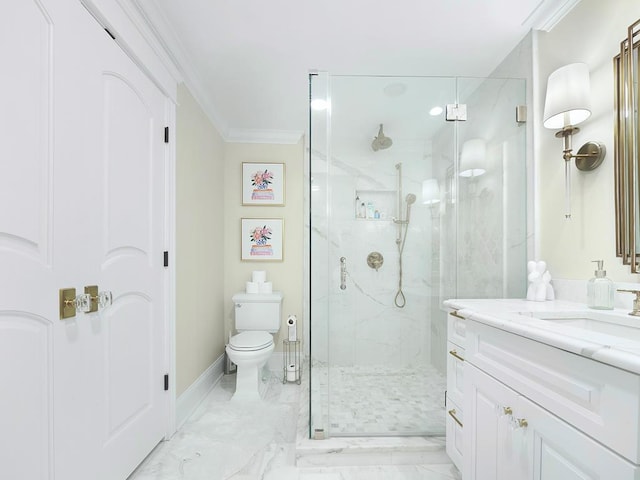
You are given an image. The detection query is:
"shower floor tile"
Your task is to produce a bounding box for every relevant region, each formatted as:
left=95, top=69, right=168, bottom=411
left=312, top=364, right=446, bottom=435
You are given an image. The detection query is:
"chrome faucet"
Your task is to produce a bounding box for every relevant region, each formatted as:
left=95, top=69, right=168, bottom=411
left=617, top=289, right=640, bottom=316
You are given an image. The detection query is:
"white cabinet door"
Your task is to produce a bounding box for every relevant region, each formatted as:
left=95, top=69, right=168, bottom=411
left=446, top=398, right=464, bottom=470
left=465, top=364, right=639, bottom=480
left=518, top=396, right=639, bottom=480
left=464, top=363, right=524, bottom=480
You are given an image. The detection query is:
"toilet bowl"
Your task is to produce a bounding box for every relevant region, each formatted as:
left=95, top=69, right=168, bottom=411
left=229, top=291, right=282, bottom=400
left=226, top=330, right=275, bottom=400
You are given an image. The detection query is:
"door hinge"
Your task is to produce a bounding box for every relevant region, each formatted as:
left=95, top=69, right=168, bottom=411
left=516, top=105, right=527, bottom=123
left=444, top=389, right=447, bottom=407
left=164, top=374, right=169, bottom=391
left=163, top=251, right=169, bottom=267
left=445, top=104, right=467, bottom=121
left=164, top=126, right=169, bottom=143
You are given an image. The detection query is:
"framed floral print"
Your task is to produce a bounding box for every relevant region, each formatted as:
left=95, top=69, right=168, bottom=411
left=241, top=218, right=284, bottom=261
left=242, top=162, right=285, bottom=206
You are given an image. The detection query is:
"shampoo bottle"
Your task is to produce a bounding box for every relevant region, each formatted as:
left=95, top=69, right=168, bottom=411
left=587, top=260, right=614, bottom=310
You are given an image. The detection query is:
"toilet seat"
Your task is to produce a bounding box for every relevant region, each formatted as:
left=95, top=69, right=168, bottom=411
left=228, top=331, right=273, bottom=351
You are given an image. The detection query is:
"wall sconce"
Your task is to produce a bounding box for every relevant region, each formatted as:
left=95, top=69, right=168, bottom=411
left=459, top=138, right=486, bottom=178
left=543, top=62, right=606, bottom=219
left=422, top=178, right=440, bottom=218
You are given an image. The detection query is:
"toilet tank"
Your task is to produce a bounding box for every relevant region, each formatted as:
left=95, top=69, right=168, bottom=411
left=232, top=291, right=283, bottom=333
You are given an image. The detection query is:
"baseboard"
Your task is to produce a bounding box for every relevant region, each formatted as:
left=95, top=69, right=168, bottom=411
left=176, top=354, right=225, bottom=429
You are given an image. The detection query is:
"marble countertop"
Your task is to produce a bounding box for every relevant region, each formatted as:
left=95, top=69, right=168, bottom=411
left=443, top=298, right=640, bottom=375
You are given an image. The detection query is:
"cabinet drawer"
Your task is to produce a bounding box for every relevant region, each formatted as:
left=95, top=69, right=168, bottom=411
left=466, top=319, right=640, bottom=463
left=447, top=310, right=467, bottom=346
left=447, top=341, right=465, bottom=406
left=445, top=398, right=463, bottom=472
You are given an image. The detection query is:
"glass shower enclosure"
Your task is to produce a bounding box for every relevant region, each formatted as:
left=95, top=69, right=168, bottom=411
left=308, top=73, right=527, bottom=438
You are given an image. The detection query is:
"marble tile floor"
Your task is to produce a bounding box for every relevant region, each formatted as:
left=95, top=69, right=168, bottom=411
left=311, top=364, right=447, bottom=435
left=128, top=370, right=460, bottom=480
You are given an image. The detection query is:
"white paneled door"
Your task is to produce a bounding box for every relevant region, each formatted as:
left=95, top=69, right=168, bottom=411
left=1, top=1, right=169, bottom=479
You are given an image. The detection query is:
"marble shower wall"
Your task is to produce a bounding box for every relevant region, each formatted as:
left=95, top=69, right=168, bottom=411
left=311, top=139, right=436, bottom=369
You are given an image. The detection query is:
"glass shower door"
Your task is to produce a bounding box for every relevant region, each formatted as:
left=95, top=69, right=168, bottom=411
left=310, top=73, right=457, bottom=437
left=309, top=72, right=527, bottom=438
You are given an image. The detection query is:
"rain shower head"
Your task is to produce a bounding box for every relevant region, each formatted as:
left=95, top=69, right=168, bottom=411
left=371, top=124, right=393, bottom=151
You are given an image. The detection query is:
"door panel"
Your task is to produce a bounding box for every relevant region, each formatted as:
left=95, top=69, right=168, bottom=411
left=98, top=33, right=166, bottom=480
left=0, top=314, right=52, bottom=480
left=0, top=1, right=56, bottom=478
left=1, top=1, right=168, bottom=479
left=0, top=0, right=52, bottom=261
left=102, top=73, right=154, bottom=261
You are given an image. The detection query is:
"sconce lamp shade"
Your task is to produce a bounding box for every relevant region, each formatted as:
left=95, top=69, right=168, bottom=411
left=543, top=63, right=591, bottom=129
left=422, top=179, right=440, bottom=205
left=459, top=138, right=486, bottom=177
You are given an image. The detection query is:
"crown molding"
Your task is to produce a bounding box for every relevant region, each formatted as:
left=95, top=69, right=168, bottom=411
left=128, top=0, right=230, bottom=137
left=525, top=0, right=582, bottom=32
left=81, top=0, right=179, bottom=99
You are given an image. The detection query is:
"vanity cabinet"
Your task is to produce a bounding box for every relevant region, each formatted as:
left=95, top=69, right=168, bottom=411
left=463, top=318, right=640, bottom=480
left=465, top=363, right=638, bottom=480
left=446, top=310, right=467, bottom=471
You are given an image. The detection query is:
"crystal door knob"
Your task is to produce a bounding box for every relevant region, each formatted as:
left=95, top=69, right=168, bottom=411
left=98, top=291, right=113, bottom=308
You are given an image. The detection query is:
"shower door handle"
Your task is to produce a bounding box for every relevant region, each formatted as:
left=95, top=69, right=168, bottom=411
left=339, top=257, right=347, bottom=290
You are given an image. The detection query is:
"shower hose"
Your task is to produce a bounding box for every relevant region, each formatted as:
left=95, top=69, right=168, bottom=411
left=394, top=223, right=409, bottom=308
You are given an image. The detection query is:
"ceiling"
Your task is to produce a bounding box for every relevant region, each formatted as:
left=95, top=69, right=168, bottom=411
left=134, top=0, right=581, bottom=143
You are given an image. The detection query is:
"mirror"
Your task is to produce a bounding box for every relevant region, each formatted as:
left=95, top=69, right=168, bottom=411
left=614, top=18, right=640, bottom=273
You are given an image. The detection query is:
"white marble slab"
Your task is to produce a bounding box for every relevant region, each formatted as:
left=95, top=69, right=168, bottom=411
left=128, top=368, right=457, bottom=480
left=443, top=298, right=640, bottom=375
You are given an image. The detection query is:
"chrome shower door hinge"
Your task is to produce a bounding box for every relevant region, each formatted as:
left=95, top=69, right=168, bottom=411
left=445, top=104, right=467, bottom=121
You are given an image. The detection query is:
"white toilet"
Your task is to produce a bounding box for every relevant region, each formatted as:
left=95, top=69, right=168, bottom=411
left=226, top=291, right=283, bottom=400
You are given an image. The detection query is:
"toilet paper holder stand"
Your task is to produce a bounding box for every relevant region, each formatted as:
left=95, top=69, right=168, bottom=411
left=282, top=339, right=301, bottom=384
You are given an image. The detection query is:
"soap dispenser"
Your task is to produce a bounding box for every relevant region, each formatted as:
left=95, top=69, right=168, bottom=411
left=587, top=260, right=614, bottom=310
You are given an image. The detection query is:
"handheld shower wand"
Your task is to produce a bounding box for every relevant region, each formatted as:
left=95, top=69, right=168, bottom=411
left=394, top=191, right=416, bottom=308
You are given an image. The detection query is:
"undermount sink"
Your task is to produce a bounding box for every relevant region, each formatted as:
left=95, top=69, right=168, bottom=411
left=521, top=310, right=640, bottom=341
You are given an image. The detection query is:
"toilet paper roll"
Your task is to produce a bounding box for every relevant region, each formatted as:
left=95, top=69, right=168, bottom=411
left=246, top=281, right=259, bottom=294
left=286, top=364, right=297, bottom=382
left=287, top=315, right=297, bottom=341
left=252, top=270, right=266, bottom=283
left=258, top=281, right=273, bottom=294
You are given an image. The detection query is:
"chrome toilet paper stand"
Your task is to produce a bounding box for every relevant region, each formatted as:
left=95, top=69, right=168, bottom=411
left=282, top=339, right=301, bottom=384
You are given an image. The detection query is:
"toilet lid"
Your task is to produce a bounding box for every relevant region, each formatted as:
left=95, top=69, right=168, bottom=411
left=229, top=331, right=273, bottom=351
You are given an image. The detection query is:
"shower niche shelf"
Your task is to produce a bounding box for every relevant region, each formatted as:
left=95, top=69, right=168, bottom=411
left=354, top=189, right=396, bottom=220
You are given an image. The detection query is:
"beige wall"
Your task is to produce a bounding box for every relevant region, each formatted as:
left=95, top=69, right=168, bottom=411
left=537, top=0, right=640, bottom=283
left=223, top=141, right=305, bottom=350
left=175, top=84, right=226, bottom=396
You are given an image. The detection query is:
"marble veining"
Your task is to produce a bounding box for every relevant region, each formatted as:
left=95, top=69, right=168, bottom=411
left=129, top=367, right=459, bottom=480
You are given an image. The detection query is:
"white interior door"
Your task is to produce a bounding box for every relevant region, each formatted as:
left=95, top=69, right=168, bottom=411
left=0, top=1, right=59, bottom=478
left=96, top=25, right=167, bottom=480
left=1, top=1, right=169, bottom=479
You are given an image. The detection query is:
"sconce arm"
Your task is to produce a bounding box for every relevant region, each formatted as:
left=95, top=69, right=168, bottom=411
left=554, top=126, right=605, bottom=171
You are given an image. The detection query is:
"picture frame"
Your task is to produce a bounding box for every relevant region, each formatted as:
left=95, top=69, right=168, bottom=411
left=241, top=218, right=284, bottom=261
left=242, top=162, right=285, bottom=206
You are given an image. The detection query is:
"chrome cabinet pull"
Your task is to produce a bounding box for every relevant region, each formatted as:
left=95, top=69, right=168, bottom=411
left=450, top=310, right=466, bottom=320
left=340, top=257, right=347, bottom=290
